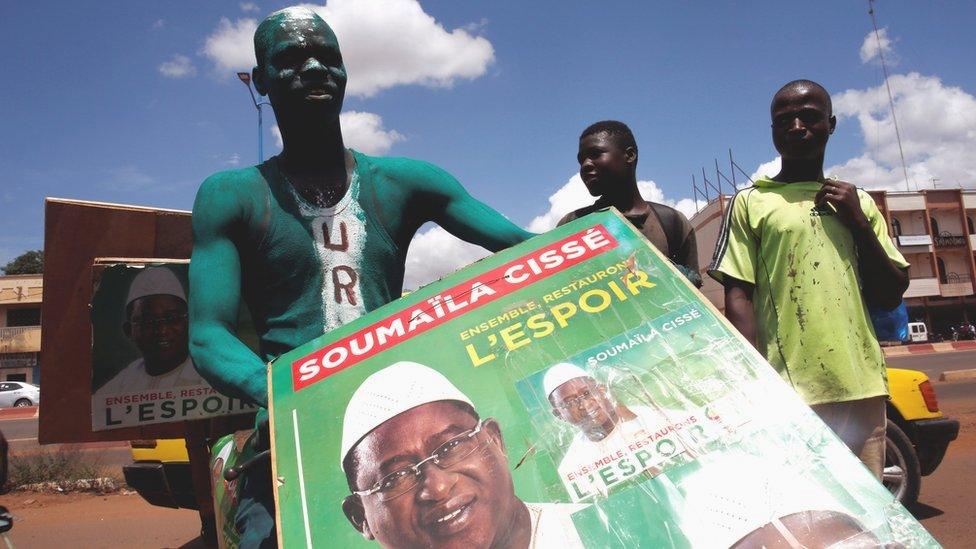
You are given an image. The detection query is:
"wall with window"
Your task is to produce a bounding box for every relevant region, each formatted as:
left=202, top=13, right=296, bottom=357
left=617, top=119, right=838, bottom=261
left=905, top=254, right=935, bottom=278
left=930, top=212, right=963, bottom=236
left=889, top=212, right=928, bottom=236
left=4, top=307, right=40, bottom=327
left=936, top=252, right=971, bottom=282
left=0, top=275, right=42, bottom=385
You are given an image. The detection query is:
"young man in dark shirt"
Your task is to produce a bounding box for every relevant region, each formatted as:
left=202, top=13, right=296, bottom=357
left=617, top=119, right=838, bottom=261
left=558, top=120, right=701, bottom=287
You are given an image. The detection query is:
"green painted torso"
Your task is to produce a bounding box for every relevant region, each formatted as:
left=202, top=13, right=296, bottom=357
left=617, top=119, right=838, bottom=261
left=239, top=151, right=416, bottom=361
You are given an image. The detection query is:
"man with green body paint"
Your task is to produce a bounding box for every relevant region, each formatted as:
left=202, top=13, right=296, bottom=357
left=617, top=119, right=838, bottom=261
left=189, top=7, right=531, bottom=546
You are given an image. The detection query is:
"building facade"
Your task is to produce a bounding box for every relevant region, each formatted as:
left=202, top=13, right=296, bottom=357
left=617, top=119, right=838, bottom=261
left=689, top=188, right=976, bottom=338
left=0, top=274, right=42, bottom=383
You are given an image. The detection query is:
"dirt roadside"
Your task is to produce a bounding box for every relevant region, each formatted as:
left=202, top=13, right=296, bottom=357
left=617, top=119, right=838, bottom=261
left=0, top=492, right=204, bottom=548
left=910, top=385, right=976, bottom=548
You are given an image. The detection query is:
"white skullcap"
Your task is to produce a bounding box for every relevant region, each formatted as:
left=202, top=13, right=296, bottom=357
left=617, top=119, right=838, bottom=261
left=340, top=361, right=474, bottom=470
left=126, top=266, right=186, bottom=306
left=543, top=362, right=592, bottom=398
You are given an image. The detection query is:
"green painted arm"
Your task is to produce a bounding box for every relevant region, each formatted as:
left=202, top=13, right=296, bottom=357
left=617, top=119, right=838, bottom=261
left=189, top=176, right=269, bottom=408
left=420, top=163, right=534, bottom=250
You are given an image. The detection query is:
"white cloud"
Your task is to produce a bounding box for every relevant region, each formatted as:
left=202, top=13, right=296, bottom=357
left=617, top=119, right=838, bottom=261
left=403, top=226, right=491, bottom=290
left=272, top=125, right=283, bottom=149
left=750, top=156, right=780, bottom=182
left=200, top=1, right=494, bottom=97
left=152, top=19, right=165, bottom=29
left=827, top=72, right=976, bottom=190
left=240, top=2, right=260, bottom=13
left=270, top=110, right=402, bottom=155
left=202, top=17, right=259, bottom=75
left=526, top=174, right=696, bottom=232
left=403, top=173, right=697, bottom=289
left=340, top=111, right=404, bottom=155
left=225, top=153, right=241, bottom=166
left=463, top=18, right=490, bottom=34
left=859, top=28, right=896, bottom=65
left=525, top=174, right=593, bottom=232
left=158, top=54, right=197, bottom=78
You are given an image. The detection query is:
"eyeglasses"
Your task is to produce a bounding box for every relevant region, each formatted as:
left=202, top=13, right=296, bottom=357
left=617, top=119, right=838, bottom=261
left=353, top=418, right=494, bottom=501
left=131, top=313, right=188, bottom=330
left=554, top=390, right=597, bottom=413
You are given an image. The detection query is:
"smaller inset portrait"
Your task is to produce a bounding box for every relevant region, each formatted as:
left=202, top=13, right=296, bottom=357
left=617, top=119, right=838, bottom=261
left=518, top=362, right=733, bottom=503
left=90, top=262, right=257, bottom=431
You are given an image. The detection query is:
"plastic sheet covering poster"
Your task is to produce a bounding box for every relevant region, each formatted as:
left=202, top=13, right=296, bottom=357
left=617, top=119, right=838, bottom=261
left=91, top=262, right=259, bottom=430
left=268, top=210, right=937, bottom=548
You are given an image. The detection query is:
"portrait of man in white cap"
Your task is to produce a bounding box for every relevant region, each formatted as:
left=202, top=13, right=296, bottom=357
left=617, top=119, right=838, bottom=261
left=543, top=362, right=701, bottom=501
left=95, top=266, right=203, bottom=396
left=543, top=363, right=886, bottom=547
left=340, top=361, right=584, bottom=549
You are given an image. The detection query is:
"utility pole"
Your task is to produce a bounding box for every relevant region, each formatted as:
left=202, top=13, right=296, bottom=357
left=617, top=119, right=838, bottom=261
left=868, top=0, right=912, bottom=191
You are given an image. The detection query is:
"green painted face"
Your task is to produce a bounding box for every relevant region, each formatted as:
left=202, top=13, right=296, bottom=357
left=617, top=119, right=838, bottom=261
left=253, top=7, right=347, bottom=119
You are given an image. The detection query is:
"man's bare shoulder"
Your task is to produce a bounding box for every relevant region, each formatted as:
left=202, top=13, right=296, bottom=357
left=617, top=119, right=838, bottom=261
left=198, top=165, right=268, bottom=196
left=193, top=165, right=270, bottom=227
left=362, top=153, right=452, bottom=182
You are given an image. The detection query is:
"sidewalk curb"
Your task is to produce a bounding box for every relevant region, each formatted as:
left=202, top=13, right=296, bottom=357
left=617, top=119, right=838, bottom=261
left=883, top=340, right=976, bottom=358
left=0, top=405, right=39, bottom=420
left=939, top=368, right=976, bottom=382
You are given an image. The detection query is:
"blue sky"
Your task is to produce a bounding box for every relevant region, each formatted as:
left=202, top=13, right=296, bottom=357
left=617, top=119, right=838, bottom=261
left=3, top=1, right=976, bottom=285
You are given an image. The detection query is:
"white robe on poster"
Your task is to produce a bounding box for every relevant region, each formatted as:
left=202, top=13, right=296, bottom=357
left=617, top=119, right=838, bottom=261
left=95, top=356, right=203, bottom=397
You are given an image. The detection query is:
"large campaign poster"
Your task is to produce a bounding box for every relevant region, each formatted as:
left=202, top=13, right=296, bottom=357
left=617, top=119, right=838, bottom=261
left=268, top=210, right=937, bottom=548
left=91, top=262, right=259, bottom=430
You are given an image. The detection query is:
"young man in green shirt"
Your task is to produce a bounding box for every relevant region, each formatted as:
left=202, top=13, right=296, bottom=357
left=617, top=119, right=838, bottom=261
left=189, top=7, right=531, bottom=546
left=708, top=80, right=909, bottom=479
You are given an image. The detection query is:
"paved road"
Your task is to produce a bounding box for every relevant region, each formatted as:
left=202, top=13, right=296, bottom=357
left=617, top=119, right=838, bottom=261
left=908, top=378, right=975, bottom=547
left=888, top=348, right=976, bottom=379
left=0, top=415, right=131, bottom=468
left=886, top=350, right=976, bottom=545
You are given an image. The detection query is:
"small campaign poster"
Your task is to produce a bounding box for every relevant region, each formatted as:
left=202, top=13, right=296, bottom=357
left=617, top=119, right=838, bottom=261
left=268, top=210, right=937, bottom=548
left=91, top=262, right=258, bottom=430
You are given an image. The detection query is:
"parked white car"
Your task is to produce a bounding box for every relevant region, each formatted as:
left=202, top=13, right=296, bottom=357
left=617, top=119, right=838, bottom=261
left=0, top=382, right=39, bottom=408
left=907, top=322, right=928, bottom=343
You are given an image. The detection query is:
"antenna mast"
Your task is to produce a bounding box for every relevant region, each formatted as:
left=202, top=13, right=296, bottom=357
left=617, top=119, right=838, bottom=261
left=868, top=0, right=912, bottom=191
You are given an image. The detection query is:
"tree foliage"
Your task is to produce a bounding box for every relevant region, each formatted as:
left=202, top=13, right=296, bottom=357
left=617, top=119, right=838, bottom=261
left=2, top=250, right=44, bottom=275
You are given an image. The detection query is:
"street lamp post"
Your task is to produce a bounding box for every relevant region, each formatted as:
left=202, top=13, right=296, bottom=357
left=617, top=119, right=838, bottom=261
left=236, top=72, right=271, bottom=163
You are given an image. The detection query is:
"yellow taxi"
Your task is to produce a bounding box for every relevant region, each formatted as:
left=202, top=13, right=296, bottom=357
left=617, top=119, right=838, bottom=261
left=124, top=438, right=198, bottom=510
left=883, top=368, right=959, bottom=504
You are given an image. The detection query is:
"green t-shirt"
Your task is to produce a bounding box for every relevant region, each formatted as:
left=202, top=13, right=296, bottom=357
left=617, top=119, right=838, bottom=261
left=707, top=178, right=909, bottom=405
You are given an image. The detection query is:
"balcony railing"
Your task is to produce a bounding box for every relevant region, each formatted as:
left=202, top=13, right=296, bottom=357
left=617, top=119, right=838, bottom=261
left=0, top=325, right=41, bottom=353
left=940, top=272, right=974, bottom=297
left=944, top=272, right=971, bottom=283
left=935, top=232, right=967, bottom=248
